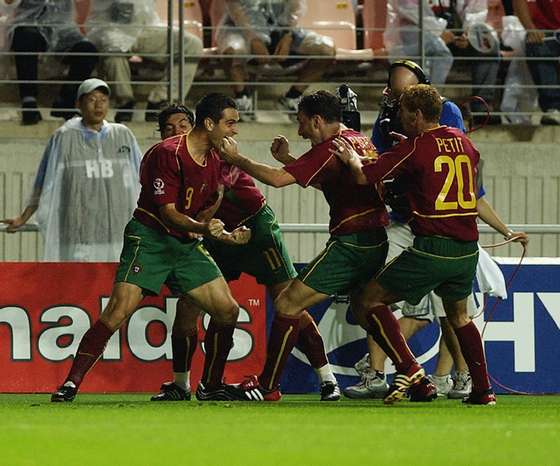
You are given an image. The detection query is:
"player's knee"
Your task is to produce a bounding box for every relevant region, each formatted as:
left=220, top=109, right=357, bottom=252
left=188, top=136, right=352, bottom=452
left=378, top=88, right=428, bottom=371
left=273, top=293, right=301, bottom=317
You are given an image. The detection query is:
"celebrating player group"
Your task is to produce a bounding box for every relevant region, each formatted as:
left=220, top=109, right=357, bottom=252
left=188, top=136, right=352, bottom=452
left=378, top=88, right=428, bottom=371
left=52, top=83, right=527, bottom=406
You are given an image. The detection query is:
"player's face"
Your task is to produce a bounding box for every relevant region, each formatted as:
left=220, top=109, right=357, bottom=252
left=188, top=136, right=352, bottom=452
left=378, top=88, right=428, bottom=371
left=399, top=104, right=419, bottom=136
left=208, top=107, right=239, bottom=146
left=161, top=113, right=193, bottom=139
left=79, top=90, right=109, bottom=126
left=297, top=112, right=320, bottom=144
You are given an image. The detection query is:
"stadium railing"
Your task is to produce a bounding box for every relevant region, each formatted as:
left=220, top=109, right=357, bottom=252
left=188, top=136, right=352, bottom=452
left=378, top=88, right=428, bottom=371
left=0, top=0, right=558, bottom=121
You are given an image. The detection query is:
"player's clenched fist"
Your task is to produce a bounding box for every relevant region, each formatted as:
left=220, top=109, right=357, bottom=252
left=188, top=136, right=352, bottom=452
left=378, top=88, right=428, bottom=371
left=270, top=135, right=291, bottom=164
left=206, top=218, right=225, bottom=238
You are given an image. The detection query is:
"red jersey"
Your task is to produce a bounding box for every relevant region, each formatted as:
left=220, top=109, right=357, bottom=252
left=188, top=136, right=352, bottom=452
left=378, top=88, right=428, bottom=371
left=215, top=162, right=266, bottom=230
left=284, top=128, right=388, bottom=235
left=361, top=126, right=480, bottom=241
left=134, top=135, right=222, bottom=239
left=528, top=0, right=560, bottom=30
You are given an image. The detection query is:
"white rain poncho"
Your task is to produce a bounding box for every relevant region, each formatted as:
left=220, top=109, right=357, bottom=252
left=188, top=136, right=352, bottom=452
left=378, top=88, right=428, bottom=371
left=31, top=118, right=141, bottom=261
left=85, top=0, right=162, bottom=53
left=0, top=0, right=83, bottom=51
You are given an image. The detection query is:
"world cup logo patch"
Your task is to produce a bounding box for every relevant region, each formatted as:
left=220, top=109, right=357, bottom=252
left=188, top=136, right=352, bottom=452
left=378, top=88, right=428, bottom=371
left=153, top=178, right=165, bottom=195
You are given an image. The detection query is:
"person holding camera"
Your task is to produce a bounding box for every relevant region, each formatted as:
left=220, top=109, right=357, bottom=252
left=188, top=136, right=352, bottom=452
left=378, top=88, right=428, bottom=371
left=342, top=61, right=527, bottom=401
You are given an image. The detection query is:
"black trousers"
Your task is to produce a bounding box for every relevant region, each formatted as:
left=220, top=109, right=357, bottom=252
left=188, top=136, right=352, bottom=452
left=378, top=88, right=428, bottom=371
left=11, top=26, right=98, bottom=105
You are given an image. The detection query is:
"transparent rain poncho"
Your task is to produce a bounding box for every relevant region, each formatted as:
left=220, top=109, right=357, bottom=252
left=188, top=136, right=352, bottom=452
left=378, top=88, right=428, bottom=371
left=31, top=118, right=142, bottom=261
left=85, top=0, right=163, bottom=53
left=0, top=0, right=83, bottom=51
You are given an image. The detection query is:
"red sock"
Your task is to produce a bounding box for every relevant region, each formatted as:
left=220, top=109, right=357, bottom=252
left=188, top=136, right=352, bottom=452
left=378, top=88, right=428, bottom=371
left=454, top=321, right=491, bottom=392
left=260, top=313, right=301, bottom=391
left=172, top=330, right=198, bottom=373
left=365, top=305, right=418, bottom=373
left=295, top=311, right=328, bottom=369
left=201, top=319, right=235, bottom=389
left=66, top=320, right=113, bottom=387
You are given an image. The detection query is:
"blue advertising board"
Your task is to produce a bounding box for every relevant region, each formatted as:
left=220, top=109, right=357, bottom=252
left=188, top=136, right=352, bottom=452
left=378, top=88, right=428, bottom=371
left=273, top=259, right=560, bottom=395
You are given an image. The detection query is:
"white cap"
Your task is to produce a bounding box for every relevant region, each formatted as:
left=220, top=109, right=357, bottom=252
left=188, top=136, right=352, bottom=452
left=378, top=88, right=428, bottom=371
left=76, top=78, right=111, bottom=100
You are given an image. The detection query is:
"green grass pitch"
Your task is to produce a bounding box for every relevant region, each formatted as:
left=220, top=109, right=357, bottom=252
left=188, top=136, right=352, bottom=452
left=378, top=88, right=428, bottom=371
left=0, top=394, right=559, bottom=466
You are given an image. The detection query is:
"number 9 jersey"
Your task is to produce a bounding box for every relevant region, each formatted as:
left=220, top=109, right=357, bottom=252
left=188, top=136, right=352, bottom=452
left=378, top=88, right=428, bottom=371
left=362, top=126, right=480, bottom=242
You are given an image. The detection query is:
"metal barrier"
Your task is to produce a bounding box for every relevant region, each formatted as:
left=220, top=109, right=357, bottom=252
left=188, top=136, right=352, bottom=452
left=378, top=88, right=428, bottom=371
left=0, top=1, right=558, bottom=119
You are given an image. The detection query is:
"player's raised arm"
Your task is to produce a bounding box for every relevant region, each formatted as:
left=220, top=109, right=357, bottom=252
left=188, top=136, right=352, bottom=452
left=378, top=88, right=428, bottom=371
left=219, top=136, right=296, bottom=188
left=270, top=135, right=297, bottom=165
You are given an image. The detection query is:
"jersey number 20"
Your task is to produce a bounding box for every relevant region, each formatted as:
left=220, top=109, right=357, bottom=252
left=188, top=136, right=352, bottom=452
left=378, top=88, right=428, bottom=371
left=434, top=155, right=476, bottom=211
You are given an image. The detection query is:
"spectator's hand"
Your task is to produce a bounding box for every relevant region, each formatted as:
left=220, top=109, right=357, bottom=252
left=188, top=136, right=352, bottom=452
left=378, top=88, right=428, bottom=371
left=219, top=136, right=240, bottom=163
left=270, top=135, right=291, bottom=164
left=1, top=216, right=26, bottom=233
left=441, top=30, right=456, bottom=45
left=251, top=38, right=271, bottom=64
left=454, top=33, right=469, bottom=49
left=526, top=30, right=545, bottom=44
left=186, top=231, right=203, bottom=240
left=206, top=218, right=225, bottom=239
left=273, top=33, right=293, bottom=60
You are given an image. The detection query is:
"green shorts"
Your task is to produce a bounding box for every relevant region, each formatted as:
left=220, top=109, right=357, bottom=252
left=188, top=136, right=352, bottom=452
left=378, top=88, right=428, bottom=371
left=204, top=205, right=296, bottom=286
left=376, top=235, right=479, bottom=304
left=115, top=218, right=222, bottom=296
left=298, top=229, right=388, bottom=296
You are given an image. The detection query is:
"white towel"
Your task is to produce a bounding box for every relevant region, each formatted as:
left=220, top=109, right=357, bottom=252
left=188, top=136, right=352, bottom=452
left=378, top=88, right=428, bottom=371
left=476, top=245, right=507, bottom=299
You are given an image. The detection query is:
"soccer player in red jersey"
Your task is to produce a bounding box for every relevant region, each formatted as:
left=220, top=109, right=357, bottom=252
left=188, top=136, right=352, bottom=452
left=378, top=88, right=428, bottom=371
left=219, top=90, right=429, bottom=400
left=51, top=94, right=254, bottom=402
left=150, top=105, right=340, bottom=402
left=332, top=84, right=497, bottom=405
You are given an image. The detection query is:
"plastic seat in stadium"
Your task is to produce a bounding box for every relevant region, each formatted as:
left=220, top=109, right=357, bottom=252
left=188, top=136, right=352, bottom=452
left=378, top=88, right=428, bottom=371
left=362, top=0, right=386, bottom=53
left=298, top=0, right=356, bottom=50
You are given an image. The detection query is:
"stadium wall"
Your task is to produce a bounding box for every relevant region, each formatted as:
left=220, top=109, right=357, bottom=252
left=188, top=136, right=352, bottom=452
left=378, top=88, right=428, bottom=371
left=0, top=122, right=558, bottom=261
left=1, top=259, right=559, bottom=394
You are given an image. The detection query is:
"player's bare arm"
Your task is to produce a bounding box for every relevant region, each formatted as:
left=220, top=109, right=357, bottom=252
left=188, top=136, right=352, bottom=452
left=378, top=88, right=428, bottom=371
left=329, top=137, right=368, bottom=185
left=477, top=197, right=529, bottom=246
left=220, top=136, right=296, bottom=188
left=159, top=203, right=224, bottom=238
left=270, top=135, right=297, bottom=164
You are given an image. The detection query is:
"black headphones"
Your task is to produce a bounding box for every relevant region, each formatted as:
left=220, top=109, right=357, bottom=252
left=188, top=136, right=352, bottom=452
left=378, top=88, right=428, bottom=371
left=388, top=60, right=431, bottom=87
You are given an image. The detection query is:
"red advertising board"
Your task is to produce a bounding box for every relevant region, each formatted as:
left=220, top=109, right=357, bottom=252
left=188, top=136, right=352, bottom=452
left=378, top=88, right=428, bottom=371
left=0, top=263, right=266, bottom=393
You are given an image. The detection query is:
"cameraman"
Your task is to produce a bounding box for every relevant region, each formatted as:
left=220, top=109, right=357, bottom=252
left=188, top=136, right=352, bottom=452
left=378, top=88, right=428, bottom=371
left=372, top=60, right=465, bottom=153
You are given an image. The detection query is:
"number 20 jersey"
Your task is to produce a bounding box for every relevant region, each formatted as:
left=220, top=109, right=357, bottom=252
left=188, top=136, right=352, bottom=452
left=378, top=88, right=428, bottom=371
left=362, top=126, right=480, bottom=241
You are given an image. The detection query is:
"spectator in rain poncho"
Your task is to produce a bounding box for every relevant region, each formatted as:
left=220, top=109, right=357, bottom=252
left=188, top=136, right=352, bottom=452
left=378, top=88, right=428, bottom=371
left=1, top=78, right=141, bottom=261
left=85, top=0, right=203, bottom=123
left=0, top=0, right=98, bottom=124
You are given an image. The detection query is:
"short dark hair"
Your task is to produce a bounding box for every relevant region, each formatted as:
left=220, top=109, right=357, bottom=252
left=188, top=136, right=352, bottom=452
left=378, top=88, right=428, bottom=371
left=195, top=93, right=237, bottom=128
left=158, top=104, right=194, bottom=132
left=400, top=84, right=442, bottom=122
left=297, top=91, right=342, bottom=123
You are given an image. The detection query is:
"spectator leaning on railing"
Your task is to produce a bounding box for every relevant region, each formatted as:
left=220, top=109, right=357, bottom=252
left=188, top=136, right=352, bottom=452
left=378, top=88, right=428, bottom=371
left=0, top=0, right=98, bottom=125
left=513, top=0, right=560, bottom=125
left=85, top=0, right=203, bottom=123
left=1, top=78, right=141, bottom=261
